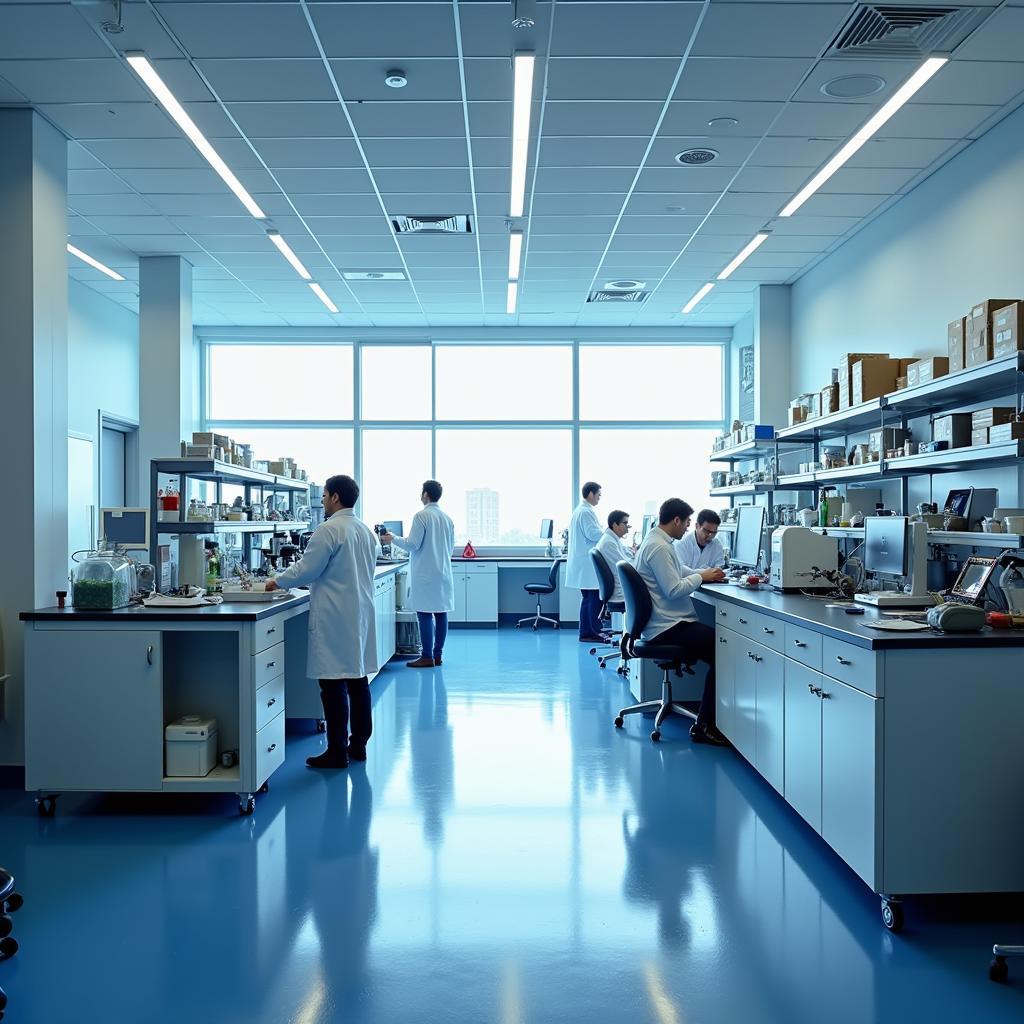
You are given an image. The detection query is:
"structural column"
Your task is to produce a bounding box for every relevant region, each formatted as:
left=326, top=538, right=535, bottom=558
left=753, top=284, right=792, bottom=427
left=138, top=255, right=194, bottom=505
left=0, top=110, right=69, bottom=766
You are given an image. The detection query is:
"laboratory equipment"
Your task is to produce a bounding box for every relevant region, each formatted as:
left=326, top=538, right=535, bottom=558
left=855, top=518, right=933, bottom=608
left=997, top=554, right=1024, bottom=616
left=943, top=487, right=998, bottom=531
left=768, top=527, right=839, bottom=591
left=927, top=603, right=986, bottom=632
left=99, top=508, right=150, bottom=550
left=731, top=505, right=766, bottom=570
left=164, top=716, right=218, bottom=777
left=947, top=556, right=998, bottom=605
left=540, top=518, right=553, bottom=539
left=641, top=514, right=656, bottom=539
left=383, top=520, right=403, bottom=537
left=71, top=549, right=134, bottom=610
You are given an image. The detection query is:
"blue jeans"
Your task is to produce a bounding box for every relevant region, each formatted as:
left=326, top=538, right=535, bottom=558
left=579, top=589, right=604, bottom=639
left=416, top=612, right=449, bottom=660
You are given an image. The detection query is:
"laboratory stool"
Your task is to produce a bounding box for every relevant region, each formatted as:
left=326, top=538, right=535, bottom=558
left=613, top=562, right=698, bottom=742
left=990, top=943, right=1023, bottom=982
left=517, top=559, right=561, bottom=631
left=589, top=549, right=626, bottom=671
left=0, top=867, right=22, bottom=1022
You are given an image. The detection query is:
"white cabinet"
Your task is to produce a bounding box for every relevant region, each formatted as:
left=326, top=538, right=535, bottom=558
left=731, top=634, right=757, bottom=765
left=784, top=660, right=823, bottom=832
left=450, top=563, right=498, bottom=624
left=558, top=562, right=579, bottom=625
left=373, top=573, right=397, bottom=669
left=753, top=644, right=785, bottom=795
left=714, top=626, right=737, bottom=739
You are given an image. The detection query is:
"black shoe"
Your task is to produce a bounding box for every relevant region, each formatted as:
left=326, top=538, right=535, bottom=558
left=690, top=723, right=728, bottom=747
left=306, top=750, right=349, bottom=769
left=347, top=742, right=367, bottom=762
left=579, top=634, right=604, bottom=643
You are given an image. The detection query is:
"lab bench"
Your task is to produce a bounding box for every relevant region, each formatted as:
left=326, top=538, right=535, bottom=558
left=690, top=584, right=1024, bottom=931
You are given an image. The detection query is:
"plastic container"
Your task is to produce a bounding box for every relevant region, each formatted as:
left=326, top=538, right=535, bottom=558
left=164, top=716, right=218, bottom=777
left=72, top=551, right=133, bottom=610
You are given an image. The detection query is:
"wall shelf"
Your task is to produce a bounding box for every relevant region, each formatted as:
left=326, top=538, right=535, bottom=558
left=710, top=482, right=780, bottom=497
left=884, top=440, right=1024, bottom=477
left=810, top=525, right=1024, bottom=550
left=776, top=399, right=885, bottom=441
left=709, top=437, right=809, bottom=463
left=155, top=520, right=308, bottom=535
left=886, top=353, right=1024, bottom=418
left=153, top=458, right=309, bottom=493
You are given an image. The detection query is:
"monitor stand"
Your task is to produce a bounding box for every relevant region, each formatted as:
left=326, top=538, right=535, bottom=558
left=855, top=521, right=933, bottom=609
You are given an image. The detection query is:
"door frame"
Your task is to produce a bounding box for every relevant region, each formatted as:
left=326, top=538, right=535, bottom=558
left=98, top=411, right=140, bottom=507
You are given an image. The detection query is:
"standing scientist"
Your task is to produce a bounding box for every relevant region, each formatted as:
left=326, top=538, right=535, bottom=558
left=382, top=480, right=455, bottom=668
left=266, top=474, right=379, bottom=770
left=567, top=481, right=605, bottom=642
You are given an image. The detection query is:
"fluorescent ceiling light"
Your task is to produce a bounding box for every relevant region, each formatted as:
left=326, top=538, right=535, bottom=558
left=125, top=53, right=266, bottom=220
left=309, top=282, right=339, bottom=314
left=67, top=243, right=125, bottom=281
left=780, top=56, right=947, bottom=218
left=682, top=282, right=714, bottom=314
left=509, top=52, right=535, bottom=218
left=506, top=281, right=519, bottom=315
left=718, top=233, right=769, bottom=280
left=507, top=231, right=524, bottom=281
left=267, top=231, right=311, bottom=280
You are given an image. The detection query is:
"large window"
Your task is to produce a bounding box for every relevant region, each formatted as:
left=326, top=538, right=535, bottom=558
left=204, top=338, right=726, bottom=545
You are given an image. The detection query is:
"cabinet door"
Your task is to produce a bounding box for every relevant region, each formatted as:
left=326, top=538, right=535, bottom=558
left=732, top=640, right=758, bottom=764
left=451, top=573, right=468, bottom=622
left=466, top=570, right=498, bottom=622
left=784, top=661, right=823, bottom=832
left=25, top=629, right=164, bottom=792
left=386, top=581, right=397, bottom=661
left=714, top=626, right=737, bottom=740
left=374, top=590, right=385, bottom=667
left=821, top=677, right=880, bottom=887
left=754, top=646, right=785, bottom=795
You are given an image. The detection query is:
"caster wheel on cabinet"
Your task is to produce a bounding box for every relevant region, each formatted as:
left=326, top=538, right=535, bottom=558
left=316, top=719, right=327, bottom=733
left=258, top=782, right=269, bottom=795
left=614, top=716, right=624, bottom=728
left=0, top=917, right=10, bottom=940
left=0, top=936, right=17, bottom=960
left=651, top=730, right=661, bottom=742
left=239, top=795, right=255, bottom=816
left=3, top=895, right=22, bottom=914
left=36, top=796, right=57, bottom=818
left=881, top=900, right=903, bottom=933
left=990, top=957, right=1009, bottom=983
left=515, top=623, right=521, bottom=629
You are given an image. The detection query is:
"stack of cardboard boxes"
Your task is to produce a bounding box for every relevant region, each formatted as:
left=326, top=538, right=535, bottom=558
left=949, top=298, right=1024, bottom=371
left=181, top=432, right=307, bottom=479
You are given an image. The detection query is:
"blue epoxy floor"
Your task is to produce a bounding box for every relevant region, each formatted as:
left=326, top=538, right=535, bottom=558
left=2, top=628, right=1023, bottom=1022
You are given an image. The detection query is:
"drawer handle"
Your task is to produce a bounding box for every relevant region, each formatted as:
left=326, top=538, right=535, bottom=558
left=738, top=617, right=748, bottom=624
left=793, top=640, right=807, bottom=648
left=266, top=660, right=276, bottom=669
left=719, top=636, right=727, bottom=644
left=146, top=644, right=153, bottom=666
left=267, top=697, right=277, bottom=708
left=820, top=690, right=832, bottom=700
left=267, top=742, right=277, bottom=753
left=807, top=683, right=822, bottom=695
left=267, top=627, right=277, bottom=634
left=719, top=610, right=727, bottom=617
left=753, top=655, right=763, bottom=663
left=762, top=626, right=774, bottom=635
left=835, top=655, right=852, bottom=666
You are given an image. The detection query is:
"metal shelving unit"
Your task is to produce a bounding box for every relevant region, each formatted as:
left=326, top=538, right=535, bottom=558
left=810, top=525, right=1024, bottom=551
left=776, top=398, right=886, bottom=443
left=709, top=481, right=780, bottom=498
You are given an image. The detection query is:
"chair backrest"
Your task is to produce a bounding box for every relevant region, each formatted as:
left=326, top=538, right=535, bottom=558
left=617, top=561, right=652, bottom=641
left=590, top=548, right=616, bottom=603
left=548, top=559, right=561, bottom=588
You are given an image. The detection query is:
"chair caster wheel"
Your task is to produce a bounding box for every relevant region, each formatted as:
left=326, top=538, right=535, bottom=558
left=515, top=623, right=521, bottom=629
left=588, top=646, right=597, bottom=655
left=614, top=716, right=624, bottom=728
left=990, top=957, right=1009, bottom=983
left=532, top=624, right=538, bottom=631
left=239, top=795, right=255, bottom=816
left=881, top=899, right=903, bottom=932
left=651, top=730, right=661, bottom=742
left=36, top=795, right=58, bottom=818
left=599, top=660, right=607, bottom=668
left=0, top=936, right=17, bottom=959
left=258, top=782, right=269, bottom=795
left=0, top=917, right=10, bottom=939
left=316, top=719, right=327, bottom=733
left=3, top=895, right=21, bottom=914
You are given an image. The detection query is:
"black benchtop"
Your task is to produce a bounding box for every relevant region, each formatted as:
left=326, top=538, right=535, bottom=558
left=693, top=585, right=1024, bottom=651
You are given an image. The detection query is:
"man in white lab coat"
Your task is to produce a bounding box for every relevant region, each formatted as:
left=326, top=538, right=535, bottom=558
left=382, top=480, right=455, bottom=669
left=567, top=481, right=605, bottom=641
left=595, top=509, right=635, bottom=605
left=673, top=509, right=727, bottom=572
left=266, top=474, right=380, bottom=769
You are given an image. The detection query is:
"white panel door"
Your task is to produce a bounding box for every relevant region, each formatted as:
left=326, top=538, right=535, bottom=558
left=784, top=660, right=823, bottom=833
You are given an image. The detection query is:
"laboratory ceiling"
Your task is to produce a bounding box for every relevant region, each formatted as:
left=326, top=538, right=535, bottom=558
left=1, top=0, right=1023, bottom=328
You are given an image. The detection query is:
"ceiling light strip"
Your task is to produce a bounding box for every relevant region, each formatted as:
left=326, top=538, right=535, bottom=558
left=779, top=56, right=947, bottom=218
left=509, top=52, right=536, bottom=218
left=717, top=233, right=769, bottom=281
left=506, top=281, right=519, bottom=315
left=67, top=243, right=126, bottom=281
left=682, top=282, right=714, bottom=314
left=508, top=231, right=524, bottom=281
left=125, top=53, right=266, bottom=220
left=309, top=282, right=339, bottom=314
left=267, top=231, right=311, bottom=280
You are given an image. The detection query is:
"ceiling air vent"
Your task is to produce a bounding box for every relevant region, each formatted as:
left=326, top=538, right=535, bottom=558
left=826, top=5, right=986, bottom=59
left=342, top=270, right=407, bottom=281
left=588, top=289, right=650, bottom=303
left=675, top=148, right=718, bottom=166
left=391, top=215, right=472, bottom=234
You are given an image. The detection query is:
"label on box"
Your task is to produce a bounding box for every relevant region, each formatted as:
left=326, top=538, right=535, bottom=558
left=971, top=428, right=989, bottom=447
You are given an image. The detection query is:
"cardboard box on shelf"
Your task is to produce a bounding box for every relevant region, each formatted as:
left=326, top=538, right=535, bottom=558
left=269, top=460, right=290, bottom=477
left=896, top=358, right=917, bottom=375
left=971, top=428, right=990, bottom=447
left=971, top=407, right=1017, bottom=429
left=869, top=427, right=906, bottom=456
left=895, top=376, right=908, bottom=391
left=838, top=352, right=888, bottom=409
left=967, top=298, right=1021, bottom=368
left=907, top=357, right=949, bottom=387
left=948, top=317, right=967, bottom=372
left=192, top=431, right=231, bottom=451
left=993, top=302, right=1024, bottom=359
left=988, top=422, right=1024, bottom=443
left=819, top=383, right=839, bottom=416
left=933, top=413, right=973, bottom=449
left=788, top=406, right=806, bottom=426
left=852, top=357, right=900, bottom=405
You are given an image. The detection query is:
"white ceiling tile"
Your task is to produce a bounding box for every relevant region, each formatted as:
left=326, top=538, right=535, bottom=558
left=647, top=135, right=758, bottom=167
left=617, top=215, right=702, bottom=235
left=0, top=5, right=110, bottom=59
left=40, top=102, right=183, bottom=139
left=550, top=3, right=702, bottom=58
left=155, top=3, right=320, bottom=58
left=361, top=138, right=479, bottom=168
left=542, top=101, right=663, bottom=136
left=955, top=8, right=1024, bottom=61
left=530, top=194, right=627, bottom=216
left=883, top=102, right=1001, bottom=140
left=113, top=234, right=203, bottom=253
left=0, top=58, right=150, bottom=104
left=463, top=58, right=513, bottom=102
left=533, top=166, right=637, bottom=192
left=272, top=168, right=376, bottom=194
left=227, top=101, right=351, bottom=139
left=692, top=4, right=851, bottom=58
left=84, top=138, right=207, bottom=170
left=252, top=137, right=364, bottom=169
left=769, top=216, right=861, bottom=236
left=331, top=58, right=463, bottom=101
left=348, top=101, right=467, bottom=138
left=622, top=193, right=718, bottom=217
left=635, top=165, right=740, bottom=192
left=197, top=59, right=336, bottom=102
left=115, top=166, right=276, bottom=195
left=373, top=167, right=472, bottom=193
left=675, top=57, right=815, bottom=103
left=661, top=100, right=784, bottom=136
left=538, top=136, right=649, bottom=167
left=69, top=194, right=159, bottom=216
left=86, top=215, right=182, bottom=236
left=310, top=4, right=457, bottom=58
left=293, top=194, right=386, bottom=216
left=547, top=58, right=681, bottom=101
left=68, top=168, right=134, bottom=194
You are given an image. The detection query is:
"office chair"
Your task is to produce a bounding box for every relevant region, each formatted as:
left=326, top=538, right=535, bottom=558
left=990, top=942, right=1022, bottom=982
left=517, top=559, right=560, bottom=631
left=0, top=866, right=22, bottom=1021
left=589, top=549, right=626, bottom=672
left=612, top=562, right=698, bottom=742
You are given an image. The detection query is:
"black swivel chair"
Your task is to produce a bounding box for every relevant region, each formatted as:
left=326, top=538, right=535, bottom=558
left=612, top=561, right=698, bottom=742
left=589, top=549, right=626, bottom=672
left=0, top=867, right=23, bottom=1021
left=517, top=560, right=560, bottom=631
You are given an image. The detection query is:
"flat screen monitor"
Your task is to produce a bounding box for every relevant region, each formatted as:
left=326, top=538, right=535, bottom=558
left=731, top=505, right=765, bottom=569
left=540, top=518, right=553, bottom=539
left=100, top=507, right=150, bottom=549
left=382, top=520, right=403, bottom=537
left=864, top=515, right=908, bottom=577
left=951, top=556, right=997, bottom=603
left=642, top=514, right=656, bottom=539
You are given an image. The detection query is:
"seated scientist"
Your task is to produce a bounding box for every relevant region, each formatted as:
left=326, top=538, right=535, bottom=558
left=595, top=509, right=635, bottom=605
left=634, top=498, right=727, bottom=746
left=673, top=509, right=727, bottom=571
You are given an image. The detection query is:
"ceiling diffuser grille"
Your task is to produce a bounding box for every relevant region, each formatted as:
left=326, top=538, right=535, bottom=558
left=827, top=5, right=985, bottom=59
left=588, top=289, right=649, bottom=303
left=391, top=215, right=472, bottom=234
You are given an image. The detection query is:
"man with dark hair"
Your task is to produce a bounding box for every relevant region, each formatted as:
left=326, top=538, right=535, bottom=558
left=595, top=509, right=634, bottom=605
left=382, top=480, right=455, bottom=668
left=266, top=474, right=380, bottom=768
left=567, top=481, right=605, bottom=641
left=633, top=498, right=727, bottom=745
left=674, top=508, right=726, bottom=571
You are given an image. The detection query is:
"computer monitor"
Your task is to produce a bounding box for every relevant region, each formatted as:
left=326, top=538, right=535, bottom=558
left=382, top=520, right=403, bottom=537
left=864, top=515, right=908, bottom=577
left=731, top=505, right=765, bottom=569
left=642, top=514, right=656, bottom=539
left=540, top=518, right=553, bottom=540
left=100, top=507, right=150, bottom=550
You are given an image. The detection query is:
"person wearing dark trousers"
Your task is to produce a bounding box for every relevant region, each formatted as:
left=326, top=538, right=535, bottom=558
left=567, top=481, right=606, bottom=642
left=415, top=612, right=449, bottom=667
left=267, top=474, right=380, bottom=769
left=634, top=498, right=727, bottom=745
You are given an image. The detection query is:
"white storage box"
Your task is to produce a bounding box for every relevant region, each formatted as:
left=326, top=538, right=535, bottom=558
left=164, top=716, right=218, bottom=777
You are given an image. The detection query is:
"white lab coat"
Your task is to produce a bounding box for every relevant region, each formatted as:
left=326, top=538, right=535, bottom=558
left=273, top=509, right=381, bottom=679
left=566, top=500, right=604, bottom=590
left=673, top=532, right=727, bottom=572
left=595, top=528, right=634, bottom=603
left=390, top=502, right=456, bottom=613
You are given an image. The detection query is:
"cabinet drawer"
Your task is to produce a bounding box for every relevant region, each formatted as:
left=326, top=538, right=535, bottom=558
left=463, top=562, right=497, bottom=575
left=254, top=615, right=285, bottom=654
left=822, top=636, right=880, bottom=696
left=786, top=622, right=823, bottom=670
left=255, top=711, right=285, bottom=785
left=730, top=607, right=781, bottom=649
left=253, top=641, right=285, bottom=690
left=255, top=674, right=285, bottom=733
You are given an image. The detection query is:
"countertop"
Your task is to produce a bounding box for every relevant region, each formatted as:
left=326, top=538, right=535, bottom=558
left=693, top=584, right=1024, bottom=650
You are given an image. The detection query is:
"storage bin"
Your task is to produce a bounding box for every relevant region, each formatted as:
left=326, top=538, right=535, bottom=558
left=165, top=716, right=218, bottom=777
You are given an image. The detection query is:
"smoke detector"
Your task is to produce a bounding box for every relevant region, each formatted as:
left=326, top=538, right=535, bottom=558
left=603, top=279, right=646, bottom=292
left=675, top=148, right=719, bottom=166
left=342, top=270, right=407, bottom=281
left=821, top=74, right=887, bottom=98
left=385, top=69, right=408, bottom=89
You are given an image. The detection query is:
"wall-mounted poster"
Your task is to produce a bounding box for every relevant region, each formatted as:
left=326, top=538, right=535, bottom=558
left=739, top=344, right=754, bottom=419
